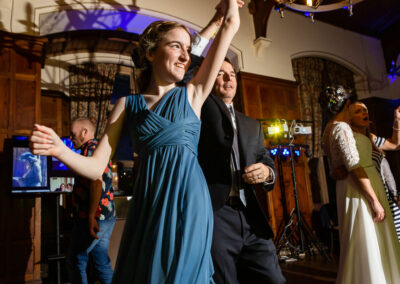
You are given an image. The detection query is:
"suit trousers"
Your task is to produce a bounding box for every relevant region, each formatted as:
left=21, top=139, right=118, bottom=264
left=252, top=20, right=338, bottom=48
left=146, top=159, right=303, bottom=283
left=211, top=204, right=285, bottom=284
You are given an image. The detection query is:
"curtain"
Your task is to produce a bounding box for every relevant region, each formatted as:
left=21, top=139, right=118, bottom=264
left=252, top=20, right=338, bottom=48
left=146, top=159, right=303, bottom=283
left=292, top=57, right=355, bottom=204
left=69, top=63, right=118, bottom=138
left=292, top=58, right=325, bottom=158
left=292, top=57, right=356, bottom=157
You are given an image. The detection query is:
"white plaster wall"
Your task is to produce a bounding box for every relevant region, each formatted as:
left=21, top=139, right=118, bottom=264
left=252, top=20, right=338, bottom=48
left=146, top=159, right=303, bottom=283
left=1, top=0, right=398, bottom=98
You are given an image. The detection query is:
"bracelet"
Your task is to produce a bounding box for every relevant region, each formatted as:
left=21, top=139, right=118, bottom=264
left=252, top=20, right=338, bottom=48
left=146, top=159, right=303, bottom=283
left=393, top=126, right=400, bottom=131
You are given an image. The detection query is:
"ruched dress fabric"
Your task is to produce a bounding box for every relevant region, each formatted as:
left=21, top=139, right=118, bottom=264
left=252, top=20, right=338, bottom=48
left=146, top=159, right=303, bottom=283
left=112, top=86, right=214, bottom=284
left=324, top=122, right=400, bottom=284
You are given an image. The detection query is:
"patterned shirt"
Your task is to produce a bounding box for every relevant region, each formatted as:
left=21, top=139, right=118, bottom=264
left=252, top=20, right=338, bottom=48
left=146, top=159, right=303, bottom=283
left=72, top=139, right=115, bottom=220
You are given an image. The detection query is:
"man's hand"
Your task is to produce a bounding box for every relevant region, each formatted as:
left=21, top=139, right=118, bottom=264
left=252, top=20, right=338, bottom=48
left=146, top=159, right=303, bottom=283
left=88, top=217, right=100, bottom=239
left=216, top=0, right=244, bottom=16
left=242, top=163, right=269, bottom=184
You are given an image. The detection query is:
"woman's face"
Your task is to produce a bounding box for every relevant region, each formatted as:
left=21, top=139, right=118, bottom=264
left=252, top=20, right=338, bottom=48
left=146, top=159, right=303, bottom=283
left=149, top=27, right=191, bottom=85
left=350, top=102, right=369, bottom=129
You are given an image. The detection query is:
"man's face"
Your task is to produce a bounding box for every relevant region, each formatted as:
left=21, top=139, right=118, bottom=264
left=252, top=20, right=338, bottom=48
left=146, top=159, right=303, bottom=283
left=213, top=60, right=237, bottom=104
left=70, top=122, right=86, bottom=149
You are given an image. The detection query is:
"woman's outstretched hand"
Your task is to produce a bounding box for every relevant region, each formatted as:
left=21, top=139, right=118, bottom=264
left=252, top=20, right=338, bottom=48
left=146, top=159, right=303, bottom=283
left=370, top=199, right=385, bottom=223
left=215, top=0, right=244, bottom=16
left=30, top=124, right=65, bottom=157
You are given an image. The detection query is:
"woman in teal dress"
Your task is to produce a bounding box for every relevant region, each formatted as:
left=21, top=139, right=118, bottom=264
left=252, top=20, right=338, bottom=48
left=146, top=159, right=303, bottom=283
left=30, top=1, right=243, bottom=283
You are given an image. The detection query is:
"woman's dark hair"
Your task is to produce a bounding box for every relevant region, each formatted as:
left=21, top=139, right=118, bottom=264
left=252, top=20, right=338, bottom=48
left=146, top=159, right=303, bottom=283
left=132, top=21, right=191, bottom=92
left=319, top=85, right=357, bottom=115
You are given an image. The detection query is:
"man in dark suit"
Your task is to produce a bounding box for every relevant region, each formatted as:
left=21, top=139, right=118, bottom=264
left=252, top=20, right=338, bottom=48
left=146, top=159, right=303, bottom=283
left=186, top=11, right=285, bottom=284
left=198, top=59, right=285, bottom=284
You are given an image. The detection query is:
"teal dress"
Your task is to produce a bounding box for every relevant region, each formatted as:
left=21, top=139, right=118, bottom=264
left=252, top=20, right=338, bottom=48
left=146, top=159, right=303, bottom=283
left=113, top=86, right=214, bottom=284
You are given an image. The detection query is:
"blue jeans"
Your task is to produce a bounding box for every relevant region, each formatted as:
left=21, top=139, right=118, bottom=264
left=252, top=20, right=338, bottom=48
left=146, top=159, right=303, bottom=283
left=66, top=216, right=116, bottom=284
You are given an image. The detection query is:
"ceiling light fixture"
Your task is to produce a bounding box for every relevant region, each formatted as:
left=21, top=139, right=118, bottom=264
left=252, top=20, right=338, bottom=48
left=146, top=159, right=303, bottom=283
left=274, top=0, right=363, bottom=22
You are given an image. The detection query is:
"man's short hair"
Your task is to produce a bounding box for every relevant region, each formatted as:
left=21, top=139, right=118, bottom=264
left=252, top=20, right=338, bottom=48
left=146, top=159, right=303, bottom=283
left=222, top=57, right=238, bottom=75
left=72, top=117, right=96, bottom=134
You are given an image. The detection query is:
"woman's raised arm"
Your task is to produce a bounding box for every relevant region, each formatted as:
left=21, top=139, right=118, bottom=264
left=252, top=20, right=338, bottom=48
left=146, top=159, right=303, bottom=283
left=376, top=105, right=400, bottom=151
left=187, top=0, right=243, bottom=115
left=30, top=97, right=126, bottom=180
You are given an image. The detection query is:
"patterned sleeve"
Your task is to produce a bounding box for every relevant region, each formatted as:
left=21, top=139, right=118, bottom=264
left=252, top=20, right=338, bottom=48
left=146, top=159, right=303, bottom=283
left=373, top=136, right=386, bottom=148
left=86, top=143, right=96, bottom=157
left=381, top=157, right=398, bottom=196
left=332, top=122, right=361, bottom=171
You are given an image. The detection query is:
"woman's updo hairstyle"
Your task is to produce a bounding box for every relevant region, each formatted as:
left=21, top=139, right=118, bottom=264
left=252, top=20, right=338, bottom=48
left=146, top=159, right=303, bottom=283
left=319, top=85, right=357, bottom=115
left=132, top=21, right=191, bottom=92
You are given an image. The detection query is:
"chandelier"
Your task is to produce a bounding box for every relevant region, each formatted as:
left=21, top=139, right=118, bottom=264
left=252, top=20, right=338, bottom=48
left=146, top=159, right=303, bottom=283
left=274, top=0, right=363, bottom=22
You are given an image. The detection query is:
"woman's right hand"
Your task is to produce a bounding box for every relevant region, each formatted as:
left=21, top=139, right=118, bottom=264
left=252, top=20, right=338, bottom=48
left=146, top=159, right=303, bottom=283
left=30, top=124, right=66, bottom=158
left=370, top=199, right=385, bottom=223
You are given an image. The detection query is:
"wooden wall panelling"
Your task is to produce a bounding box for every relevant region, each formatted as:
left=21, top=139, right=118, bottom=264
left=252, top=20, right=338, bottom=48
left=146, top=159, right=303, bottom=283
left=0, top=30, right=46, bottom=284
left=0, top=77, right=10, bottom=131
left=41, top=91, right=71, bottom=137
left=62, top=96, right=71, bottom=136
left=239, top=72, right=314, bottom=236
left=41, top=96, right=59, bottom=131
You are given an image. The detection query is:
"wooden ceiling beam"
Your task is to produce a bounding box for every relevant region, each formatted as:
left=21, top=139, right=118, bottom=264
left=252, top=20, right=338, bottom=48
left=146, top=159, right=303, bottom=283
left=248, top=0, right=276, bottom=39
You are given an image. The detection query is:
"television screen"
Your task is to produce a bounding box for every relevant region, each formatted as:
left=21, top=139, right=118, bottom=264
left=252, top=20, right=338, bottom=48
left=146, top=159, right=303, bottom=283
left=11, top=142, right=50, bottom=193
left=50, top=177, right=75, bottom=192
left=51, top=137, right=80, bottom=173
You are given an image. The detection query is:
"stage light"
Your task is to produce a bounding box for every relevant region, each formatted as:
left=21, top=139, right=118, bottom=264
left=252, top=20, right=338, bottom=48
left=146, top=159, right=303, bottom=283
left=282, top=148, right=290, bottom=157
left=294, top=150, right=301, bottom=157
left=268, top=124, right=282, bottom=135
left=266, top=120, right=289, bottom=137
left=270, top=148, right=279, bottom=157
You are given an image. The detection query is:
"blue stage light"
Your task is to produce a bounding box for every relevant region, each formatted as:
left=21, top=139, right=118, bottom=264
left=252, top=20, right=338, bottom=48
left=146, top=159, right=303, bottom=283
left=270, top=148, right=279, bottom=157
left=294, top=150, right=300, bottom=157
left=282, top=148, right=290, bottom=157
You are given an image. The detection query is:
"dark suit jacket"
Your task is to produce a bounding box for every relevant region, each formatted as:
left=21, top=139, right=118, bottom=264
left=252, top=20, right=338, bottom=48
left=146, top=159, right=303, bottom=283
left=183, top=53, right=276, bottom=239
left=198, top=94, right=276, bottom=239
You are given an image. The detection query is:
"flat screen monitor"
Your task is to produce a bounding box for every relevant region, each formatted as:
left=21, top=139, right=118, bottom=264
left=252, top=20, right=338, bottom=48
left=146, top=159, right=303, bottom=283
left=49, top=177, right=75, bottom=193
left=11, top=136, right=50, bottom=194
left=51, top=137, right=80, bottom=177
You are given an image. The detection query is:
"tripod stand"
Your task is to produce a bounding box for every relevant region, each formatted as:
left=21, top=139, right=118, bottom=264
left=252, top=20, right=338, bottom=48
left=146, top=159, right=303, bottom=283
left=275, top=143, right=331, bottom=262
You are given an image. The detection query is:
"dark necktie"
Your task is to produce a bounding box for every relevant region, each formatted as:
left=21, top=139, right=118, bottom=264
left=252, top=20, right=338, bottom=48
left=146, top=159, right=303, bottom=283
left=228, top=105, right=236, bottom=128
left=228, top=105, right=246, bottom=206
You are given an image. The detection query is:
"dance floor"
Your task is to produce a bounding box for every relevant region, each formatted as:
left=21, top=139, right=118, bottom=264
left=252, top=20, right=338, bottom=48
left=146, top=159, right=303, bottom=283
left=280, top=254, right=338, bottom=284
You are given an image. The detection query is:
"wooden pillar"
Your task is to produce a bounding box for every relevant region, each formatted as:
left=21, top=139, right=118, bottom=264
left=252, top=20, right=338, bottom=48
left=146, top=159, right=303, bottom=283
left=0, top=30, right=46, bottom=283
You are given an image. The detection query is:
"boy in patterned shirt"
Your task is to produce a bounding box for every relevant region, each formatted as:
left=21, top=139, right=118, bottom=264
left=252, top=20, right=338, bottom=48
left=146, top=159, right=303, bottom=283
left=66, top=118, right=116, bottom=284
